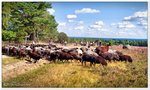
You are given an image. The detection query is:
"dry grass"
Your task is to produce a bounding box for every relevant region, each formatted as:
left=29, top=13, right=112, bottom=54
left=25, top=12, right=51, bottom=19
left=2, top=56, right=21, bottom=65
left=2, top=46, right=148, bottom=88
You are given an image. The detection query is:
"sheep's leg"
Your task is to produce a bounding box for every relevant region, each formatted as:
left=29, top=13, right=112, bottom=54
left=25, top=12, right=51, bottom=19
left=62, top=59, right=64, bottom=63
left=109, top=59, right=112, bottom=63
left=53, top=59, right=56, bottom=63
left=84, top=61, right=86, bottom=66
left=55, top=59, right=58, bottom=63
left=81, top=60, right=84, bottom=66
left=90, top=62, right=92, bottom=67
left=113, top=59, right=116, bottom=63
left=93, top=62, right=96, bottom=67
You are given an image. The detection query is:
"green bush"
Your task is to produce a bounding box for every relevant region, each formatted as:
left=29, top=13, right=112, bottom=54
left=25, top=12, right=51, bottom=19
left=2, top=30, right=16, bottom=42
left=57, top=32, right=68, bottom=43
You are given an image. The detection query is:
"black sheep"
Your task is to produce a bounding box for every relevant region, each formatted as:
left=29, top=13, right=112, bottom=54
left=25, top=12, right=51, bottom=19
left=100, top=53, right=119, bottom=62
left=57, top=52, right=74, bottom=62
left=48, top=52, right=59, bottom=63
left=28, top=51, right=42, bottom=63
left=94, top=56, right=107, bottom=66
left=82, top=54, right=107, bottom=66
left=18, top=49, right=27, bottom=59
left=119, top=55, right=133, bottom=62
left=81, top=54, right=95, bottom=66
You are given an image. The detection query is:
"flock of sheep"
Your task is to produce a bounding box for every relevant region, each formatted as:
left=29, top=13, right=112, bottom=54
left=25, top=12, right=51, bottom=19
left=2, top=43, right=133, bottom=66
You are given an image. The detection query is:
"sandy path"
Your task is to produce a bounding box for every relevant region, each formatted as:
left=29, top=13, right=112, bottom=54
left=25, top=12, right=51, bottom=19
left=2, top=44, right=79, bottom=81
left=2, top=58, right=50, bottom=81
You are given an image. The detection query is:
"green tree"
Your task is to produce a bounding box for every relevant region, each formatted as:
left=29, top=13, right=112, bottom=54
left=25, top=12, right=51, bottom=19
left=2, top=2, right=13, bottom=30
left=57, top=32, right=68, bottom=43
left=2, top=30, right=16, bottom=42
left=2, top=2, right=58, bottom=43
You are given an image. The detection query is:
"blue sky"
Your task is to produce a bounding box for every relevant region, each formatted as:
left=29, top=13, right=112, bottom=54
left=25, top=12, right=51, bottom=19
left=47, top=2, right=148, bottom=39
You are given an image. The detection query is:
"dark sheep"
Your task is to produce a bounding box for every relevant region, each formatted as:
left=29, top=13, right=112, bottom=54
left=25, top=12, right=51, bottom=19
left=119, top=54, right=133, bottom=62
left=81, top=54, right=107, bottom=66
left=67, top=49, right=81, bottom=62
left=100, top=52, right=119, bottom=62
left=48, top=52, right=60, bottom=63
left=10, top=47, right=19, bottom=56
left=81, top=54, right=95, bottom=66
left=28, top=50, right=42, bottom=63
left=115, top=51, right=123, bottom=56
left=94, top=56, right=107, bottom=66
left=57, top=52, right=74, bottom=62
left=18, top=49, right=27, bottom=59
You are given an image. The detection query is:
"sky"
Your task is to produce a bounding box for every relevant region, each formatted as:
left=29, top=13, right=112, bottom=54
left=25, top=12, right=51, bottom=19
left=47, top=2, right=148, bottom=39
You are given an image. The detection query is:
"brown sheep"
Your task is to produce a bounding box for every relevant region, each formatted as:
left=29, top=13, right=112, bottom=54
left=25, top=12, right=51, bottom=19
left=95, top=43, right=111, bottom=55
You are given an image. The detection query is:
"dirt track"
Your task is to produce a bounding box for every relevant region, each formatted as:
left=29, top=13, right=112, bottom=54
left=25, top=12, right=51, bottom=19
left=2, top=57, right=50, bottom=81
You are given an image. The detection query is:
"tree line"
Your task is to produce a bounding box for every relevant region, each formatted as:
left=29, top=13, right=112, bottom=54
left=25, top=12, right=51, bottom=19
left=2, top=2, right=67, bottom=43
left=68, top=38, right=147, bottom=46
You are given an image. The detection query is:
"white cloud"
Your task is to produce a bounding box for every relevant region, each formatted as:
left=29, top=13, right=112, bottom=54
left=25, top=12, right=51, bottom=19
left=121, top=10, right=148, bottom=30
left=124, top=16, right=132, bottom=21
left=118, top=31, right=126, bottom=35
left=58, top=22, right=66, bottom=26
left=95, top=21, right=104, bottom=26
left=117, top=21, right=136, bottom=29
left=136, top=18, right=147, bottom=30
left=78, top=21, right=84, bottom=24
left=138, top=18, right=147, bottom=25
left=123, top=10, right=147, bottom=21
left=90, top=25, right=103, bottom=29
left=115, top=28, right=147, bottom=39
left=144, top=26, right=148, bottom=29
left=47, top=8, right=55, bottom=15
left=90, top=21, right=104, bottom=30
left=67, top=14, right=77, bottom=19
left=68, top=20, right=75, bottom=23
left=75, top=8, right=100, bottom=14
left=111, top=23, right=116, bottom=26
left=134, top=11, right=147, bottom=18
left=74, top=26, right=84, bottom=30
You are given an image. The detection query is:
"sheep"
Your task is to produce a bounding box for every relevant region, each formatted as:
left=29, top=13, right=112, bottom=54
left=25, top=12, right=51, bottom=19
left=81, top=54, right=107, bottom=66
left=95, top=43, right=111, bottom=55
left=123, top=45, right=131, bottom=49
left=99, top=52, right=120, bottom=62
left=48, top=51, right=60, bottom=63
left=118, top=54, right=133, bottom=62
left=81, top=54, right=95, bottom=66
left=77, top=48, right=83, bottom=56
left=67, top=49, right=82, bottom=62
left=18, top=49, right=27, bottom=59
left=94, top=56, right=107, bottom=66
left=115, top=51, right=123, bottom=56
left=108, top=49, right=117, bottom=53
left=27, top=50, right=42, bottom=63
left=57, top=51, right=74, bottom=62
left=10, top=47, right=19, bottom=56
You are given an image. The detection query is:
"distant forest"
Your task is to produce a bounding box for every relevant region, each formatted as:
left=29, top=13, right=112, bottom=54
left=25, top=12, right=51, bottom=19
left=68, top=37, right=147, bottom=46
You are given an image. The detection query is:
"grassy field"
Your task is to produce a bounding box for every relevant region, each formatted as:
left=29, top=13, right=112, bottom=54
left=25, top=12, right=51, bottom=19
left=2, top=56, right=21, bottom=65
left=2, top=47, right=148, bottom=88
